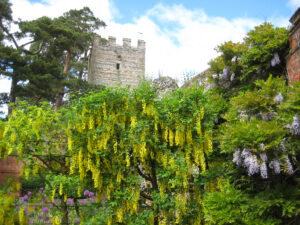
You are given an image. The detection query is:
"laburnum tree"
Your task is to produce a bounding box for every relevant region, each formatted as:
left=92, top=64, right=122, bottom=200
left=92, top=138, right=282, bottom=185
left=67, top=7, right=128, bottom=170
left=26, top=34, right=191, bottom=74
left=1, top=84, right=220, bottom=225
left=66, top=84, right=219, bottom=225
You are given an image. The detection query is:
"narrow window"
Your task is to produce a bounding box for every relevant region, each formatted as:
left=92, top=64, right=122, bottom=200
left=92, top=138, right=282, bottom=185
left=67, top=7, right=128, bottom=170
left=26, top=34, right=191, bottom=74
left=116, top=63, right=120, bottom=70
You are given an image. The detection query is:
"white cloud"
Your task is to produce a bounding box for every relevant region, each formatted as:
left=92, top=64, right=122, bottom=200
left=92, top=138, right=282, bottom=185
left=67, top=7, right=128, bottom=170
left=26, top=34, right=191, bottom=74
left=10, top=0, right=114, bottom=22
left=288, top=0, right=300, bottom=10
left=101, top=4, right=262, bottom=83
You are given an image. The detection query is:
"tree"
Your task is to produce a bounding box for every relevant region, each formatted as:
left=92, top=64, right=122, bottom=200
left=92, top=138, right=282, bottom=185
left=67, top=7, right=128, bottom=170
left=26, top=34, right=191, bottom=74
left=0, top=4, right=106, bottom=113
left=17, top=7, right=106, bottom=109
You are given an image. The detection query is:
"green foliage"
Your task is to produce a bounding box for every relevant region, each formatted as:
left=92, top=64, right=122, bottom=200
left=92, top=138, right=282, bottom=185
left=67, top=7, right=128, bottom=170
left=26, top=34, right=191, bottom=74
left=207, top=23, right=289, bottom=99
left=242, top=23, right=289, bottom=81
left=0, top=190, right=18, bottom=224
left=204, top=183, right=299, bottom=225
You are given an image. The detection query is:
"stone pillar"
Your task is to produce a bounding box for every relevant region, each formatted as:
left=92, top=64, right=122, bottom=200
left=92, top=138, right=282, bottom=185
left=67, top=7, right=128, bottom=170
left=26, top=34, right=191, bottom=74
left=287, top=8, right=300, bottom=82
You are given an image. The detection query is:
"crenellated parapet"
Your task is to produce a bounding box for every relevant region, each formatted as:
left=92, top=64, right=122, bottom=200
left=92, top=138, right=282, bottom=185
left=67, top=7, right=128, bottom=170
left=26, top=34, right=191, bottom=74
left=94, top=35, right=145, bottom=49
left=88, top=35, right=146, bottom=88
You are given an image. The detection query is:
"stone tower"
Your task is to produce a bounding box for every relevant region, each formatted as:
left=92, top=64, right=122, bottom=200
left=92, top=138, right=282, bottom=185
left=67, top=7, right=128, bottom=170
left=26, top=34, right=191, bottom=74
left=88, top=36, right=146, bottom=88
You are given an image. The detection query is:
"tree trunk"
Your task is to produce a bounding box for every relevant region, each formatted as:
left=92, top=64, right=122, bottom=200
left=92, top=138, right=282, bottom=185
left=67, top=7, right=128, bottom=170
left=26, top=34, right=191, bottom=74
left=78, top=50, right=88, bottom=80
left=61, top=199, right=69, bottom=225
left=54, top=50, right=71, bottom=110
left=8, top=76, right=17, bottom=115
left=150, top=159, right=159, bottom=225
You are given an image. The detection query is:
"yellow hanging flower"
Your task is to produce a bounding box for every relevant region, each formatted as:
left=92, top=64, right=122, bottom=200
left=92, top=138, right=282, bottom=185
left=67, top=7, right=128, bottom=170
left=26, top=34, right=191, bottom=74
left=103, top=102, right=107, bottom=120
left=200, top=107, right=205, bottom=119
left=126, top=153, right=130, bottom=167
left=131, top=116, right=137, bottom=128
left=164, top=127, right=169, bottom=143
left=52, top=189, right=56, bottom=201
left=142, top=99, right=146, bottom=113
left=19, top=208, right=25, bottom=225
left=89, top=115, right=94, bottom=130
left=205, top=133, right=213, bottom=153
left=52, top=216, right=60, bottom=225
left=10, top=132, right=16, bottom=143
left=186, top=127, right=192, bottom=145
left=196, top=117, right=202, bottom=137
left=68, top=136, right=72, bottom=151
left=77, top=186, right=81, bottom=197
left=32, top=165, right=39, bottom=176
left=169, top=128, right=174, bottom=146
left=116, top=208, right=123, bottom=223
left=64, top=194, right=67, bottom=202
left=59, top=183, right=63, bottom=196
left=25, top=168, right=30, bottom=180
left=113, top=141, right=118, bottom=153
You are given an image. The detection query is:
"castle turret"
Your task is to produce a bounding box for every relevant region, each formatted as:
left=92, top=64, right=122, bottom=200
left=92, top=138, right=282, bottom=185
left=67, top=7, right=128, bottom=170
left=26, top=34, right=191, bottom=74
left=88, top=35, right=146, bottom=88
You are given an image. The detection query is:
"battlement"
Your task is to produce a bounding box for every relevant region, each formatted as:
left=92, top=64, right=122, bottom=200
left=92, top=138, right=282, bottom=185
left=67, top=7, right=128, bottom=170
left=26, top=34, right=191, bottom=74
left=88, top=35, right=146, bottom=88
left=94, top=35, right=145, bottom=49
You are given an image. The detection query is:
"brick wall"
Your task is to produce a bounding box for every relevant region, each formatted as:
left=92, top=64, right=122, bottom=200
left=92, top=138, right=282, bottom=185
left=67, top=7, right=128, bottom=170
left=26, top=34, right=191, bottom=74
left=88, top=36, right=145, bottom=88
left=287, top=8, right=300, bottom=82
left=0, top=156, right=23, bottom=185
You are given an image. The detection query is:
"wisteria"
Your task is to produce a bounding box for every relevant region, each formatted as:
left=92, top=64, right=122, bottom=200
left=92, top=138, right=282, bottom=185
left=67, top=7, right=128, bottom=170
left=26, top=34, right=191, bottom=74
left=291, top=113, right=300, bottom=135
left=283, top=156, right=294, bottom=175
left=232, top=144, right=294, bottom=178
left=231, top=56, right=237, bottom=63
left=274, top=92, right=284, bottom=104
left=212, top=74, right=218, bottom=79
left=238, top=110, right=249, bottom=120
left=260, top=162, right=268, bottom=179
left=271, top=52, right=280, bottom=67
left=244, top=154, right=260, bottom=176
left=230, top=73, right=235, bottom=81
left=269, top=160, right=281, bottom=174
left=219, top=67, right=230, bottom=80
left=260, top=153, right=267, bottom=162
left=232, top=149, right=242, bottom=166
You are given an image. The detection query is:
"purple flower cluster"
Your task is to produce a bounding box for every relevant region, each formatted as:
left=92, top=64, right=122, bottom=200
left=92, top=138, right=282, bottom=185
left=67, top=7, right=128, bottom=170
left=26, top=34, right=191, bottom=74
left=67, top=198, right=74, bottom=206
left=41, top=207, right=49, bottom=214
left=232, top=149, right=242, bottom=166
left=269, top=160, right=280, bottom=174
left=271, top=52, right=280, bottom=67
left=19, top=195, right=28, bottom=203
left=273, top=92, right=284, bottom=104
left=233, top=146, right=294, bottom=178
left=83, top=190, right=94, bottom=197
left=292, top=114, right=300, bottom=135
left=74, top=218, right=81, bottom=223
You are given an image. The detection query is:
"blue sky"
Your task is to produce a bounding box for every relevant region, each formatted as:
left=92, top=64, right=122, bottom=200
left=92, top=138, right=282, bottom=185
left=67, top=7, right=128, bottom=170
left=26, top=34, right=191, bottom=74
left=1, top=0, right=299, bottom=102
left=111, top=0, right=294, bottom=24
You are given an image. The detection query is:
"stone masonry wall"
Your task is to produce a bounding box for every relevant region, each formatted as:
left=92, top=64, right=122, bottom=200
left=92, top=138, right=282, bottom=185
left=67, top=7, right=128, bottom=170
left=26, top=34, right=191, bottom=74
left=88, top=36, right=145, bottom=88
left=287, top=8, right=300, bottom=82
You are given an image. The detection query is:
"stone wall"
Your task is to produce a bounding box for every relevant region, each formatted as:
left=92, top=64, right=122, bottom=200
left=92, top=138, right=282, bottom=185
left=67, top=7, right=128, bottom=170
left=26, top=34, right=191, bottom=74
left=287, top=8, right=300, bottom=82
left=88, top=36, right=145, bottom=88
